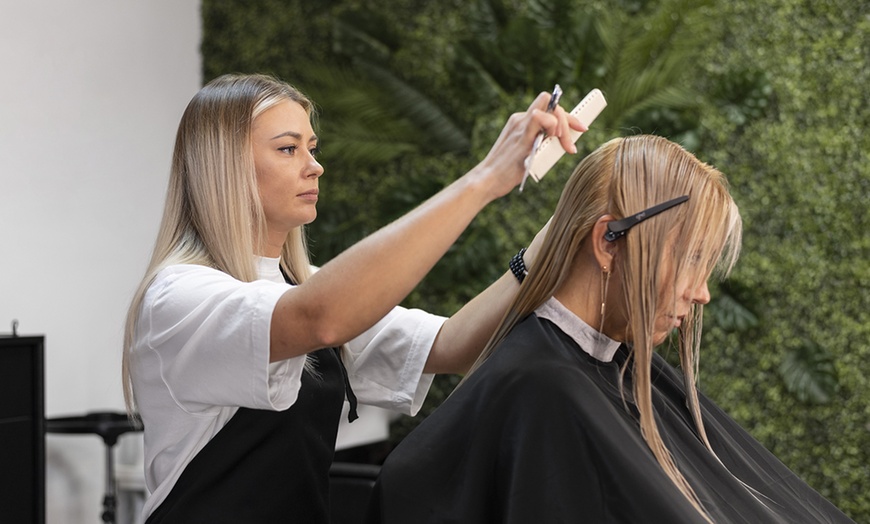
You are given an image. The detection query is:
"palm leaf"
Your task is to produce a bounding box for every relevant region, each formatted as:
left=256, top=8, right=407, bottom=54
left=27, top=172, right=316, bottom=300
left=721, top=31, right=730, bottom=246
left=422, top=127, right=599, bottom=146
left=708, top=292, right=759, bottom=331
left=332, top=18, right=392, bottom=63
left=318, top=13, right=471, bottom=157
left=595, top=0, right=709, bottom=129
left=296, top=63, right=424, bottom=166
left=356, top=61, right=470, bottom=154
left=778, top=341, right=839, bottom=405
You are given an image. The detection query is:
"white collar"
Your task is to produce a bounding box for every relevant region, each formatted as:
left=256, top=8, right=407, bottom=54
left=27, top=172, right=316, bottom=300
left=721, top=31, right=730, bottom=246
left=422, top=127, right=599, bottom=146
left=534, top=297, right=622, bottom=362
left=255, top=256, right=284, bottom=284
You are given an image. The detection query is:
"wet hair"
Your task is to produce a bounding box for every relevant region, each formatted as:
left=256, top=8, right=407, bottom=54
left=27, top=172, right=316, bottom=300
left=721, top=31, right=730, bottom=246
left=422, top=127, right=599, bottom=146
left=468, top=135, right=742, bottom=520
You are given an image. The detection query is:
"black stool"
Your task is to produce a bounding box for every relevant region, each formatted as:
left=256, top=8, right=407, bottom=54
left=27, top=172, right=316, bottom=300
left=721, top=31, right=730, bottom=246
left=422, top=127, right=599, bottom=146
left=46, top=411, right=142, bottom=523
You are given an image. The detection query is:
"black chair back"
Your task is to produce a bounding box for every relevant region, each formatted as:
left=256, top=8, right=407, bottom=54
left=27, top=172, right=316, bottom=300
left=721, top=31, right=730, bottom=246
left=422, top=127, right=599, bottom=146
left=329, top=462, right=381, bottom=524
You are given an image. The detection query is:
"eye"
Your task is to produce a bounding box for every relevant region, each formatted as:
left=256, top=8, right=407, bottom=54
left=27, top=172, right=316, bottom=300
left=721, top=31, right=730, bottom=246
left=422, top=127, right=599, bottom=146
left=278, top=145, right=297, bottom=155
left=310, top=146, right=321, bottom=158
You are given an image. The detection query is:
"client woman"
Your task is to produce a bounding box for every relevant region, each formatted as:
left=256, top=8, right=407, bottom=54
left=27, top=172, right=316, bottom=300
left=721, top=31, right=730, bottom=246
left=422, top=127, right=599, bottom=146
left=370, top=135, right=853, bottom=523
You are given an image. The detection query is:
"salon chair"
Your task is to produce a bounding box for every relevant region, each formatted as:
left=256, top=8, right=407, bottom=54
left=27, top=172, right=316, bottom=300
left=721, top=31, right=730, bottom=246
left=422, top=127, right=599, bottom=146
left=329, top=461, right=381, bottom=524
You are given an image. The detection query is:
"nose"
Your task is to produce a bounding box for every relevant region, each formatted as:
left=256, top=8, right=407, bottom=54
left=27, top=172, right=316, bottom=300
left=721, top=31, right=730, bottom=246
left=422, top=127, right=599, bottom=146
left=306, top=154, right=324, bottom=179
left=692, top=280, right=711, bottom=305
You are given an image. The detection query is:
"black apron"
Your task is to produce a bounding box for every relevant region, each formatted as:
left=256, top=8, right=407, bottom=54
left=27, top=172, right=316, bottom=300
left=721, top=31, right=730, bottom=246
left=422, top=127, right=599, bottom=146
left=147, top=275, right=359, bottom=523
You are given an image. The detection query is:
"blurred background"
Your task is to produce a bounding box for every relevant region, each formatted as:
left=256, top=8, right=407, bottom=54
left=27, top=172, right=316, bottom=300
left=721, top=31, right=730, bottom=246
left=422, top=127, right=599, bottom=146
left=1, top=0, right=867, bottom=522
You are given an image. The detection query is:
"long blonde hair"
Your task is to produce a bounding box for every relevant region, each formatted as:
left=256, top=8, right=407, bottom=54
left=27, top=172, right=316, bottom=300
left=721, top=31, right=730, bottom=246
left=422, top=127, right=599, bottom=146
left=469, top=135, right=742, bottom=520
left=122, top=74, right=317, bottom=414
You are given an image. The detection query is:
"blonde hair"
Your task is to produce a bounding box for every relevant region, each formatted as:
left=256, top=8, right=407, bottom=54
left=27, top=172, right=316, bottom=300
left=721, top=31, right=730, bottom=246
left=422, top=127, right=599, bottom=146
left=469, top=135, right=742, bottom=520
left=122, top=74, right=317, bottom=414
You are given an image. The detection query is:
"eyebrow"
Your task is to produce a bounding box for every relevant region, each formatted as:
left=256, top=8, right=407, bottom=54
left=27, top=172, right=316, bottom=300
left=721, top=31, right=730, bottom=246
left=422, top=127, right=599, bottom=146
left=270, top=131, right=318, bottom=142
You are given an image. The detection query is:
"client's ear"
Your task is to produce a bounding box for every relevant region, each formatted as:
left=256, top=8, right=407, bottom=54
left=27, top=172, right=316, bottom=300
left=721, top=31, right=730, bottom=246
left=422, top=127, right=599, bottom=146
left=592, top=215, right=619, bottom=270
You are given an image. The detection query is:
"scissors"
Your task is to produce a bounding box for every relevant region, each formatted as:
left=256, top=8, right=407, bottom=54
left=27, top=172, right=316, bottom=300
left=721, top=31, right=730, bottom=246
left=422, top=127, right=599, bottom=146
left=520, top=84, right=562, bottom=192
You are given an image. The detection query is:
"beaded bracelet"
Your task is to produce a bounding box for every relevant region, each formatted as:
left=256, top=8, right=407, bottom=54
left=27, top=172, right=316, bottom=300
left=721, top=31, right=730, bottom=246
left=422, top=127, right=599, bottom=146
left=509, top=247, right=528, bottom=283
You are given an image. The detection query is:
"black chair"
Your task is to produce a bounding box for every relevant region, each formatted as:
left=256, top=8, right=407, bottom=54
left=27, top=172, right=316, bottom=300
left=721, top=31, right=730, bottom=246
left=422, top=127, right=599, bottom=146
left=45, top=411, right=142, bottom=523
left=329, top=462, right=381, bottom=524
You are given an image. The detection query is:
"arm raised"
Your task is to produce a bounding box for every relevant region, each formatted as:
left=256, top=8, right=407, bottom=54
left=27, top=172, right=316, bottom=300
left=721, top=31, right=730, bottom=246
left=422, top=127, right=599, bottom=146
left=270, top=95, right=582, bottom=362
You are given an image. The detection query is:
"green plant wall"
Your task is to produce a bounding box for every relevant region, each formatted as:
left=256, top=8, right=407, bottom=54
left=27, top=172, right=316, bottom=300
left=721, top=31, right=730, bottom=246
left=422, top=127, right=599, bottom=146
left=693, top=1, right=870, bottom=517
left=201, top=0, right=869, bottom=519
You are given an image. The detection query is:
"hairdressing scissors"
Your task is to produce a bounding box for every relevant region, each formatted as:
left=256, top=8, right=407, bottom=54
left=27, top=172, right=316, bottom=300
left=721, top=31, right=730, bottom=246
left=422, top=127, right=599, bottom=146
left=520, top=84, right=562, bottom=192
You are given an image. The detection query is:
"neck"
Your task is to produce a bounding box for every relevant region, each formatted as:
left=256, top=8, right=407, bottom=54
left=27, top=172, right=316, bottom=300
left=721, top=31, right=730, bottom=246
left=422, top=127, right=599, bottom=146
left=554, top=260, right=625, bottom=343
left=258, top=230, right=287, bottom=258
left=258, top=245, right=282, bottom=258
left=553, top=268, right=601, bottom=333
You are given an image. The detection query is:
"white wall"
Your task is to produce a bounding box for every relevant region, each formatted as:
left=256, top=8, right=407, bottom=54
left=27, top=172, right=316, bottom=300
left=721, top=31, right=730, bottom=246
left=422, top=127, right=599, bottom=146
left=0, top=1, right=201, bottom=522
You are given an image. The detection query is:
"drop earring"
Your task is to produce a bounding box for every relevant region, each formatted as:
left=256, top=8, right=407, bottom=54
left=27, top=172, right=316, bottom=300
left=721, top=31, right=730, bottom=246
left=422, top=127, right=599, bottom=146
left=599, top=266, right=611, bottom=335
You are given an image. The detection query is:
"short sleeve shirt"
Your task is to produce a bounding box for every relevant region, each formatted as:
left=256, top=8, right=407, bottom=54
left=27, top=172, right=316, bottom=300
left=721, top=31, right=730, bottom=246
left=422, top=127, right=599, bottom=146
left=132, top=257, right=443, bottom=517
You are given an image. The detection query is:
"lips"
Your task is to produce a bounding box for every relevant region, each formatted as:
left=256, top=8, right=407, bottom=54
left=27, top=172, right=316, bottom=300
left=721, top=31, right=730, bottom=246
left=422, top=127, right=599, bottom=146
left=667, top=314, right=685, bottom=329
left=298, top=189, right=319, bottom=201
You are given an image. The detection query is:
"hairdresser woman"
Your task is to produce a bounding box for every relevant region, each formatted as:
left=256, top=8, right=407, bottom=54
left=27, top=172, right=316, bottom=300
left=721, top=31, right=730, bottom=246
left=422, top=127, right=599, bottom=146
left=121, top=73, right=583, bottom=523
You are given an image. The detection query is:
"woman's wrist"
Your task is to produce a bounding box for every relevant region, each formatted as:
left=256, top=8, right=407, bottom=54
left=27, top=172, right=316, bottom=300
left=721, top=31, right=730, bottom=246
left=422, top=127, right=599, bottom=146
left=437, top=166, right=493, bottom=218
left=509, top=247, right=528, bottom=283
left=508, top=216, right=551, bottom=283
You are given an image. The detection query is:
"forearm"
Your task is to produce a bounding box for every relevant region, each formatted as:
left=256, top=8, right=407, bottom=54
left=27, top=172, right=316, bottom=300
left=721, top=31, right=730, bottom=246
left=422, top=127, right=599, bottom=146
left=424, top=218, right=551, bottom=374
left=269, top=92, right=580, bottom=362
left=423, top=271, right=518, bottom=374
left=271, top=171, right=496, bottom=361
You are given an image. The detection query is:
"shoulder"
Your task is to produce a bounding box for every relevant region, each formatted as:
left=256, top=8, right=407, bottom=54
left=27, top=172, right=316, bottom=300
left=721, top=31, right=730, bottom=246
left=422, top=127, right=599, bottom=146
left=477, top=316, right=610, bottom=412
left=144, top=265, right=231, bottom=312
left=147, top=263, right=287, bottom=301
left=152, top=263, right=239, bottom=289
left=140, top=264, right=289, bottom=330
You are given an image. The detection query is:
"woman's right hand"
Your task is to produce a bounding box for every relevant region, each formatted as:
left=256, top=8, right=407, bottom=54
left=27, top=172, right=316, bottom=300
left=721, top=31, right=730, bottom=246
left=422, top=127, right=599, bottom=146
left=468, top=91, right=587, bottom=200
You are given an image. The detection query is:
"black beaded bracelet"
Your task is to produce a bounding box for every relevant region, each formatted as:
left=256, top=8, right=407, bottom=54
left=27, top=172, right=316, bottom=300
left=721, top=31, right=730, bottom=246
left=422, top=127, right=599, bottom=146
left=509, top=247, right=528, bottom=283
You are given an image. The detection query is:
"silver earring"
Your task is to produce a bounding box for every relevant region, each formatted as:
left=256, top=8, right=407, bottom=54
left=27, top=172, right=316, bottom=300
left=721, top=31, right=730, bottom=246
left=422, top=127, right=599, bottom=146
left=599, top=267, right=611, bottom=332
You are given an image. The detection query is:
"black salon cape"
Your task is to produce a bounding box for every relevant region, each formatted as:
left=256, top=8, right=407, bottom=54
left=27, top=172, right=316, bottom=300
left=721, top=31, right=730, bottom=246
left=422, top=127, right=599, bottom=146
left=369, top=314, right=853, bottom=523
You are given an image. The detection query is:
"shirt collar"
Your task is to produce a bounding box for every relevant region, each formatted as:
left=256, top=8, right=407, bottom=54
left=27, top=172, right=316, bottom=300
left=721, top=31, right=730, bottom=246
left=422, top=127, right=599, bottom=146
left=534, top=297, right=622, bottom=362
left=255, top=256, right=284, bottom=284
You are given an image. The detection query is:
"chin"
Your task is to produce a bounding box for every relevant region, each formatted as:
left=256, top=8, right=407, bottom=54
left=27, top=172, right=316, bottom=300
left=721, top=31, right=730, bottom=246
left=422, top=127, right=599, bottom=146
left=298, top=210, right=318, bottom=226
left=650, top=326, right=674, bottom=346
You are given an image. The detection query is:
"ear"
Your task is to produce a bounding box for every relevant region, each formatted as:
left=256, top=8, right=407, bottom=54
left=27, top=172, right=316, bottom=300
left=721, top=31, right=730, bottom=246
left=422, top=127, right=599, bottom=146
left=591, top=215, right=619, bottom=271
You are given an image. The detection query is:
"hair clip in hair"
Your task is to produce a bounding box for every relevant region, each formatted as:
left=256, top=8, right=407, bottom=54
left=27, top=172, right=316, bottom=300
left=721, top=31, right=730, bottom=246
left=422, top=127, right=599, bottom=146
left=604, top=195, right=690, bottom=242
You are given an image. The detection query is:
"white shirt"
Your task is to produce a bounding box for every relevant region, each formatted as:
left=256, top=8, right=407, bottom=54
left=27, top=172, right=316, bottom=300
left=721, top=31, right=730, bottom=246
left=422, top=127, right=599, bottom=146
left=132, top=256, right=444, bottom=517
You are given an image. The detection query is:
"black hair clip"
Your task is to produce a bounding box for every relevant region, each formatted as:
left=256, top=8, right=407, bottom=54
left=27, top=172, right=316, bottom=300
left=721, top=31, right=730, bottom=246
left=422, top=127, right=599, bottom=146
left=604, top=195, right=690, bottom=242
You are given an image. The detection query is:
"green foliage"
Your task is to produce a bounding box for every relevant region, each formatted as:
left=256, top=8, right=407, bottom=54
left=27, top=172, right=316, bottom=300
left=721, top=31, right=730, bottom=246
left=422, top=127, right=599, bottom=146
left=202, top=0, right=870, bottom=519
left=707, top=289, right=759, bottom=332
left=201, top=0, right=334, bottom=81
left=694, top=0, right=870, bottom=517
left=778, top=342, right=840, bottom=404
